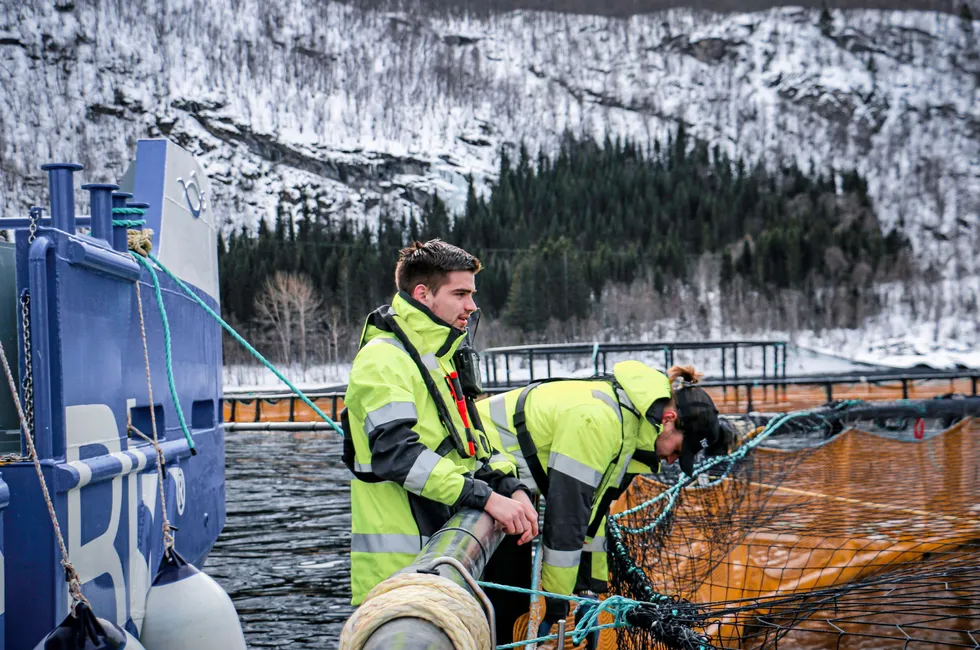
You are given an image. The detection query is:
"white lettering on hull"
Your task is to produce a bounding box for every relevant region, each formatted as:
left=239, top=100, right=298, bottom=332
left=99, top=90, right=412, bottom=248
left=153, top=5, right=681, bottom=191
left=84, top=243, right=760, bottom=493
left=65, top=402, right=185, bottom=630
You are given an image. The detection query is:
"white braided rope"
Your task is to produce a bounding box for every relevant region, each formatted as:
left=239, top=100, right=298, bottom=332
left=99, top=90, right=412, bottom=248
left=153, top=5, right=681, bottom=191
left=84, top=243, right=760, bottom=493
left=340, top=572, right=491, bottom=650
left=132, top=280, right=176, bottom=551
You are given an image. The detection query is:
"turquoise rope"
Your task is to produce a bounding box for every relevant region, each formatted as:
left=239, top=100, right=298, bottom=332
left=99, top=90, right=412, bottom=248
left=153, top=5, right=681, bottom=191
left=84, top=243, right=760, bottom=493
left=610, top=406, right=829, bottom=530
left=146, top=253, right=344, bottom=436
left=493, top=402, right=879, bottom=648
left=112, top=219, right=146, bottom=228
left=602, top=405, right=860, bottom=616
left=477, top=582, right=639, bottom=648
left=131, top=253, right=196, bottom=453
left=111, top=209, right=344, bottom=436
left=478, top=581, right=588, bottom=603
left=495, top=622, right=626, bottom=650
left=112, top=206, right=147, bottom=228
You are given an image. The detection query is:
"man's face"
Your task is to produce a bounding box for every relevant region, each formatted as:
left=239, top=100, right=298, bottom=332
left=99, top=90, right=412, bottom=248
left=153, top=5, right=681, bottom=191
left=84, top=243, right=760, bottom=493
left=413, top=271, right=478, bottom=330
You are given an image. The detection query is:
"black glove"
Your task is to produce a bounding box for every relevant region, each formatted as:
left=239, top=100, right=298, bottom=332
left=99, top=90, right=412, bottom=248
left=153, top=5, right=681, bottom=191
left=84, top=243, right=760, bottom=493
left=536, top=596, right=569, bottom=639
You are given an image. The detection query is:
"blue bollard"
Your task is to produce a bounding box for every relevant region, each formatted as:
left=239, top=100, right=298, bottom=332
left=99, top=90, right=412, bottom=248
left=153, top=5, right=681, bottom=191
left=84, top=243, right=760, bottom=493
left=81, top=183, right=119, bottom=243
left=110, top=191, right=133, bottom=253
left=39, top=163, right=83, bottom=234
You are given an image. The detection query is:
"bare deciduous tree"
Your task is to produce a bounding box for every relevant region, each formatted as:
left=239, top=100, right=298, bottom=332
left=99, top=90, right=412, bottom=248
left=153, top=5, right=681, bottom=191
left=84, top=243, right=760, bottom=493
left=254, top=272, right=324, bottom=370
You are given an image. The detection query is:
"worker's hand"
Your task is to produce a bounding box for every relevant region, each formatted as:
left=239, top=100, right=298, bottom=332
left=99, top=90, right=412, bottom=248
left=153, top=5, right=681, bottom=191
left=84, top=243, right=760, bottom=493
left=485, top=492, right=526, bottom=537
left=510, top=489, right=539, bottom=545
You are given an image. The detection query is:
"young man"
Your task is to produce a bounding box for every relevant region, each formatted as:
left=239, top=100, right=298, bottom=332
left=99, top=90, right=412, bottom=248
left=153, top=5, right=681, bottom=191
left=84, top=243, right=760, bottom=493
left=478, top=361, right=720, bottom=645
left=343, top=239, right=538, bottom=607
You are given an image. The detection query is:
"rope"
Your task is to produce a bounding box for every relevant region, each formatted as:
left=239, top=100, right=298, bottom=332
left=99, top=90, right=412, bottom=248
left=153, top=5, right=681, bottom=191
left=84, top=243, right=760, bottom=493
left=112, top=209, right=192, bottom=452
left=526, top=536, right=544, bottom=648
left=130, top=254, right=195, bottom=453
left=145, top=252, right=344, bottom=436
left=0, top=337, right=90, bottom=612
left=340, top=572, right=492, bottom=650
left=112, top=210, right=152, bottom=257
left=131, top=280, right=176, bottom=551
left=592, top=404, right=869, bottom=647
left=127, top=229, right=153, bottom=257
left=609, top=407, right=835, bottom=531
left=476, top=582, right=638, bottom=648
left=112, top=211, right=342, bottom=437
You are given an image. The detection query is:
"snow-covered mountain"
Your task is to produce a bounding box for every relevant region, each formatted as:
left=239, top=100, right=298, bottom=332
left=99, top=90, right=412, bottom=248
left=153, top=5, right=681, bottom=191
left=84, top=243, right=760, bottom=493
left=0, top=0, right=976, bottom=362
left=1, top=1, right=976, bottom=251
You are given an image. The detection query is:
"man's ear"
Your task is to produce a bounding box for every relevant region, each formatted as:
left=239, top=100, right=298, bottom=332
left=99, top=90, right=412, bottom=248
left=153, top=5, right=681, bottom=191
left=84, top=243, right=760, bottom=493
left=662, top=409, right=678, bottom=424
left=412, top=284, right=428, bottom=303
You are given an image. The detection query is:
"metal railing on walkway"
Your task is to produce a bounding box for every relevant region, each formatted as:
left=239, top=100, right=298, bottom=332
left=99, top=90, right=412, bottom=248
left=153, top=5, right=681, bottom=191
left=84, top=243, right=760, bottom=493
left=479, top=340, right=789, bottom=388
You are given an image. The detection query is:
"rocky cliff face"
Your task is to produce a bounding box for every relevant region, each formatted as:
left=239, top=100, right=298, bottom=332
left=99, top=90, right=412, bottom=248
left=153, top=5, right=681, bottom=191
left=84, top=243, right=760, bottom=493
left=0, top=1, right=976, bottom=274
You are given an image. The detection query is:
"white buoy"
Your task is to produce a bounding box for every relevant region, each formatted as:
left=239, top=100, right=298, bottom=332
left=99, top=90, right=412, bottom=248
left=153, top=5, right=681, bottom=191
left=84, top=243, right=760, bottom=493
left=139, top=549, right=246, bottom=649
left=33, top=603, right=146, bottom=649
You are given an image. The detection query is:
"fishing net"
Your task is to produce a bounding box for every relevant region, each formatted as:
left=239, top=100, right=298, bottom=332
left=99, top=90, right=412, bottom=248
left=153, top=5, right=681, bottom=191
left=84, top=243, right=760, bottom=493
left=607, top=396, right=980, bottom=650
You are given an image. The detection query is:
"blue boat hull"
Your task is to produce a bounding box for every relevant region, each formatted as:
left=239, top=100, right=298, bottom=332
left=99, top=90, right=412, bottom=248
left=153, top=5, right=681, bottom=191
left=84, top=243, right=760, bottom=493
left=0, top=140, right=226, bottom=647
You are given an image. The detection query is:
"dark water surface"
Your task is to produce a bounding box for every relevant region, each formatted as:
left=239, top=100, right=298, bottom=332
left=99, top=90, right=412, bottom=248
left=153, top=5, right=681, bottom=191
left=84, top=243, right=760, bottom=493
left=205, top=431, right=354, bottom=648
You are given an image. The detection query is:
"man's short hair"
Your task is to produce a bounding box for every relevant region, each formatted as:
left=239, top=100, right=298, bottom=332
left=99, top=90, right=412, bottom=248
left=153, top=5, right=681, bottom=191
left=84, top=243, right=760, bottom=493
left=395, top=239, right=481, bottom=293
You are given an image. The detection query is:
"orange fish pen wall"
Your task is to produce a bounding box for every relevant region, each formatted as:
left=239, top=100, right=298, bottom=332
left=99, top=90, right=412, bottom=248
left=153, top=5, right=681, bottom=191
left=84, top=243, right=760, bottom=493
left=224, top=395, right=345, bottom=423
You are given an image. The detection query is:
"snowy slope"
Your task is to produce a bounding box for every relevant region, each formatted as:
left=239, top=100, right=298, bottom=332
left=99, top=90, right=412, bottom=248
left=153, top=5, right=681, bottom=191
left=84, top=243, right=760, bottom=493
left=1, top=3, right=976, bottom=256
left=0, top=1, right=976, bottom=372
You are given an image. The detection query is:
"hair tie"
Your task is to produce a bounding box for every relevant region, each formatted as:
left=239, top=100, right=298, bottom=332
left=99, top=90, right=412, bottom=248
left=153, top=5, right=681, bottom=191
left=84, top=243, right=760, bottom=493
left=672, top=378, right=697, bottom=392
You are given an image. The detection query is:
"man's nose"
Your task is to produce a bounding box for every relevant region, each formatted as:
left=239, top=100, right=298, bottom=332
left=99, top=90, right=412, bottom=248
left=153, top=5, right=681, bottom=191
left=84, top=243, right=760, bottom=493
left=464, top=296, right=477, bottom=312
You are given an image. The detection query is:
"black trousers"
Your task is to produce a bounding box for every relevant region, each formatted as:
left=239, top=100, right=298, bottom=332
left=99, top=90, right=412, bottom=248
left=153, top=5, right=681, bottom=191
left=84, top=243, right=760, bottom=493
left=482, top=534, right=533, bottom=644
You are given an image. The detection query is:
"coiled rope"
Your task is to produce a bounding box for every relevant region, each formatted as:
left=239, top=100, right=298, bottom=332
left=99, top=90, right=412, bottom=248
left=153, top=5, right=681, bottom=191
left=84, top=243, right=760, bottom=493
left=340, top=572, right=492, bottom=650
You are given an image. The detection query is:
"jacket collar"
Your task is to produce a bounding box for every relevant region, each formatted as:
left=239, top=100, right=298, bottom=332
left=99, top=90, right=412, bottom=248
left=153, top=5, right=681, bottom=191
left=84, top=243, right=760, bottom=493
left=390, top=291, right=466, bottom=358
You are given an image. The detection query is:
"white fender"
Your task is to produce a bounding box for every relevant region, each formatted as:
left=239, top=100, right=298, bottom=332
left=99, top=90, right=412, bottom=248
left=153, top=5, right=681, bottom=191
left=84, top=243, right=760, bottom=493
left=33, top=603, right=146, bottom=649
left=139, top=550, right=246, bottom=650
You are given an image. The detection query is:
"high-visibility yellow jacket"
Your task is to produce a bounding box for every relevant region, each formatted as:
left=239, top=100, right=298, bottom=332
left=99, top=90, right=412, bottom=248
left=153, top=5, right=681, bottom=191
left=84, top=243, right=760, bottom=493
left=477, top=360, right=671, bottom=596
left=344, top=292, right=522, bottom=605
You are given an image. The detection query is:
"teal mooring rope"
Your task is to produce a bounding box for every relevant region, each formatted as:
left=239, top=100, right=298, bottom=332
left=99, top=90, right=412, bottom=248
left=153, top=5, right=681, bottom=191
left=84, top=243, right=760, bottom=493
left=147, top=253, right=344, bottom=436
left=113, top=209, right=344, bottom=438
left=131, top=253, right=196, bottom=454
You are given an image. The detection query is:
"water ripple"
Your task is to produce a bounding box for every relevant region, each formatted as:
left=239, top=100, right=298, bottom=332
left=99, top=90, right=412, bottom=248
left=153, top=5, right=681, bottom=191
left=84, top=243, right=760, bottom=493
left=205, top=431, right=354, bottom=648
